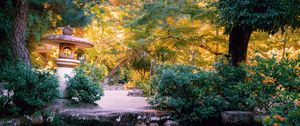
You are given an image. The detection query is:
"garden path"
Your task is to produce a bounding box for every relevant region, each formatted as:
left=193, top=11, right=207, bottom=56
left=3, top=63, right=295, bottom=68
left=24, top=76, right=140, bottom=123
left=96, top=90, right=152, bottom=112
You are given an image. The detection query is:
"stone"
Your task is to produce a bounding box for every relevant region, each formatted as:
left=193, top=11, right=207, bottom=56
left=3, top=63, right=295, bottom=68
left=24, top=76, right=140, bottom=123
left=128, top=89, right=143, bottom=97
left=149, top=123, right=159, bottom=126
left=102, top=84, right=125, bottom=90
left=56, top=67, right=74, bottom=98
left=44, top=99, right=72, bottom=113
left=221, top=111, right=254, bottom=125
left=254, top=114, right=267, bottom=124
left=163, top=120, right=179, bottom=126
left=135, top=122, right=146, bottom=126
left=0, top=118, right=21, bottom=126
left=25, top=114, right=43, bottom=125
left=62, top=26, right=74, bottom=35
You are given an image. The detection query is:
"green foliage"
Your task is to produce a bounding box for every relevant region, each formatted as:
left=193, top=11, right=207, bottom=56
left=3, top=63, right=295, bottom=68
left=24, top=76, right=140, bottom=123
left=264, top=101, right=300, bottom=126
left=79, top=62, right=106, bottom=82
left=149, top=65, right=227, bottom=124
left=150, top=55, right=300, bottom=125
left=243, top=56, right=300, bottom=126
left=213, top=0, right=300, bottom=34
left=0, top=62, right=59, bottom=115
left=66, top=66, right=104, bottom=103
left=245, top=56, right=300, bottom=113
left=132, top=56, right=151, bottom=72
left=134, top=79, right=151, bottom=97
left=215, top=63, right=255, bottom=111
left=120, top=68, right=131, bottom=83
left=48, top=0, right=95, bottom=27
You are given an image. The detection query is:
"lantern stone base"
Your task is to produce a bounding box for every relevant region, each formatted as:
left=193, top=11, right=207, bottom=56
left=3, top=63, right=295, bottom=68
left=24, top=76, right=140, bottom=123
left=56, top=67, right=75, bottom=98
left=54, top=58, right=80, bottom=68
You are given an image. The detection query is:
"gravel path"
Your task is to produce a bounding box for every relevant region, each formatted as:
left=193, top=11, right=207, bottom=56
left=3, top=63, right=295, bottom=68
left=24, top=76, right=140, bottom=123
left=96, top=90, right=152, bottom=111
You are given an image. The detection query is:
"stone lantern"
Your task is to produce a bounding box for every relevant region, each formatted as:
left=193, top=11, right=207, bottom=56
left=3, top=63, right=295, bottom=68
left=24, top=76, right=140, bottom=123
left=42, top=26, right=94, bottom=98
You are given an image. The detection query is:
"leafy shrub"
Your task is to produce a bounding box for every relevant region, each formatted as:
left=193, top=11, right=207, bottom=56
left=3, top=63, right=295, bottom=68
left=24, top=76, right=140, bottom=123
left=120, top=68, right=131, bottom=84
left=149, top=65, right=227, bottom=124
left=215, top=63, right=255, bottom=111
left=66, top=66, right=104, bottom=103
left=245, top=56, right=300, bottom=113
left=244, top=56, right=299, bottom=126
left=79, top=62, right=107, bottom=82
left=0, top=62, right=59, bottom=115
left=264, top=100, right=300, bottom=126
left=150, top=55, right=299, bottom=125
left=134, top=79, right=152, bottom=96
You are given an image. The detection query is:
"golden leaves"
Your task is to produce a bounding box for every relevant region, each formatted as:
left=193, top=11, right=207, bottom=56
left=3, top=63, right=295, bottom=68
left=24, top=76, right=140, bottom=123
left=262, top=76, right=276, bottom=85
left=273, top=114, right=286, bottom=122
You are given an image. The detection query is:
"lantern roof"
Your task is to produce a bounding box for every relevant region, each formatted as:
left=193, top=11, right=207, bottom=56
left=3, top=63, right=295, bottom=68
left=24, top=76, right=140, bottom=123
left=41, top=26, right=94, bottom=48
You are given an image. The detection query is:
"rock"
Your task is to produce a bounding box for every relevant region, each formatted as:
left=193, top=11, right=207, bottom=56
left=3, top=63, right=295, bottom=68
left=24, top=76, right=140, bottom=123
left=0, top=118, right=21, bottom=126
left=149, top=123, right=159, bottom=126
left=135, top=122, right=146, bottom=126
left=71, top=97, right=80, bottom=102
left=128, top=89, right=143, bottom=97
left=221, top=111, right=254, bottom=125
left=102, top=84, right=125, bottom=90
left=62, top=26, right=74, bottom=35
left=25, top=114, right=43, bottom=125
left=164, top=120, right=179, bottom=126
left=44, top=99, right=72, bottom=113
left=58, top=106, right=172, bottom=126
left=254, top=114, right=267, bottom=124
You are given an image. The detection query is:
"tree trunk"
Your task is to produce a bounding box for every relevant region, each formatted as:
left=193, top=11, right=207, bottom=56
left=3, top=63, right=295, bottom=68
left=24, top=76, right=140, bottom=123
left=11, top=0, right=31, bottom=66
left=228, top=26, right=252, bottom=66
left=103, top=55, right=136, bottom=85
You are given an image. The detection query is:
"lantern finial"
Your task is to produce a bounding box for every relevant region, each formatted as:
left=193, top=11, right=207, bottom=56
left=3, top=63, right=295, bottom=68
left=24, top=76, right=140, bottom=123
left=62, top=25, right=73, bottom=35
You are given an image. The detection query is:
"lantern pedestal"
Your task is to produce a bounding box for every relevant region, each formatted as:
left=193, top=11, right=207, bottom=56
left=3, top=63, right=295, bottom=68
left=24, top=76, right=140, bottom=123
left=56, top=67, right=74, bottom=98
left=54, top=55, right=80, bottom=98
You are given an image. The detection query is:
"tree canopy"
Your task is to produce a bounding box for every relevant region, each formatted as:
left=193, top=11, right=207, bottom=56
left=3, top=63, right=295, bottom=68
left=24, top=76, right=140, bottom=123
left=0, top=0, right=299, bottom=82
left=214, top=0, right=300, bottom=34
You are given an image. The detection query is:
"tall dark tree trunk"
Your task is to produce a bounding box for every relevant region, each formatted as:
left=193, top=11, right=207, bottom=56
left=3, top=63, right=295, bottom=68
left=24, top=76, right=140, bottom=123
left=228, top=26, right=252, bottom=66
left=11, top=0, right=31, bottom=66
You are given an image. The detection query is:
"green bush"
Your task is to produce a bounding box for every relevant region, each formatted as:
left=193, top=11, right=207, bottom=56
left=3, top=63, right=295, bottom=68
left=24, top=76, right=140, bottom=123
left=0, top=62, right=59, bottom=115
left=150, top=56, right=299, bottom=125
left=149, top=65, right=227, bottom=124
left=79, top=62, right=107, bottom=82
left=246, top=56, right=300, bottom=113
left=245, top=56, right=299, bottom=126
left=215, top=63, right=255, bottom=111
left=264, top=101, right=300, bottom=126
left=66, top=66, right=104, bottom=103
left=135, top=79, right=152, bottom=96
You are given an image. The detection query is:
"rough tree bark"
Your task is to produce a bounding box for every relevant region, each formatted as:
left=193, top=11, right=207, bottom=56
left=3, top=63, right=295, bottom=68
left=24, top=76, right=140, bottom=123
left=228, top=26, right=252, bottom=66
left=11, top=0, right=31, bottom=66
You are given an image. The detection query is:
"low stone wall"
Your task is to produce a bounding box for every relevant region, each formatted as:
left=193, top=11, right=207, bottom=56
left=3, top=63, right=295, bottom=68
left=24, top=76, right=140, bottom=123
left=59, top=110, right=174, bottom=126
left=48, top=99, right=176, bottom=126
left=222, top=111, right=264, bottom=126
left=0, top=99, right=264, bottom=126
